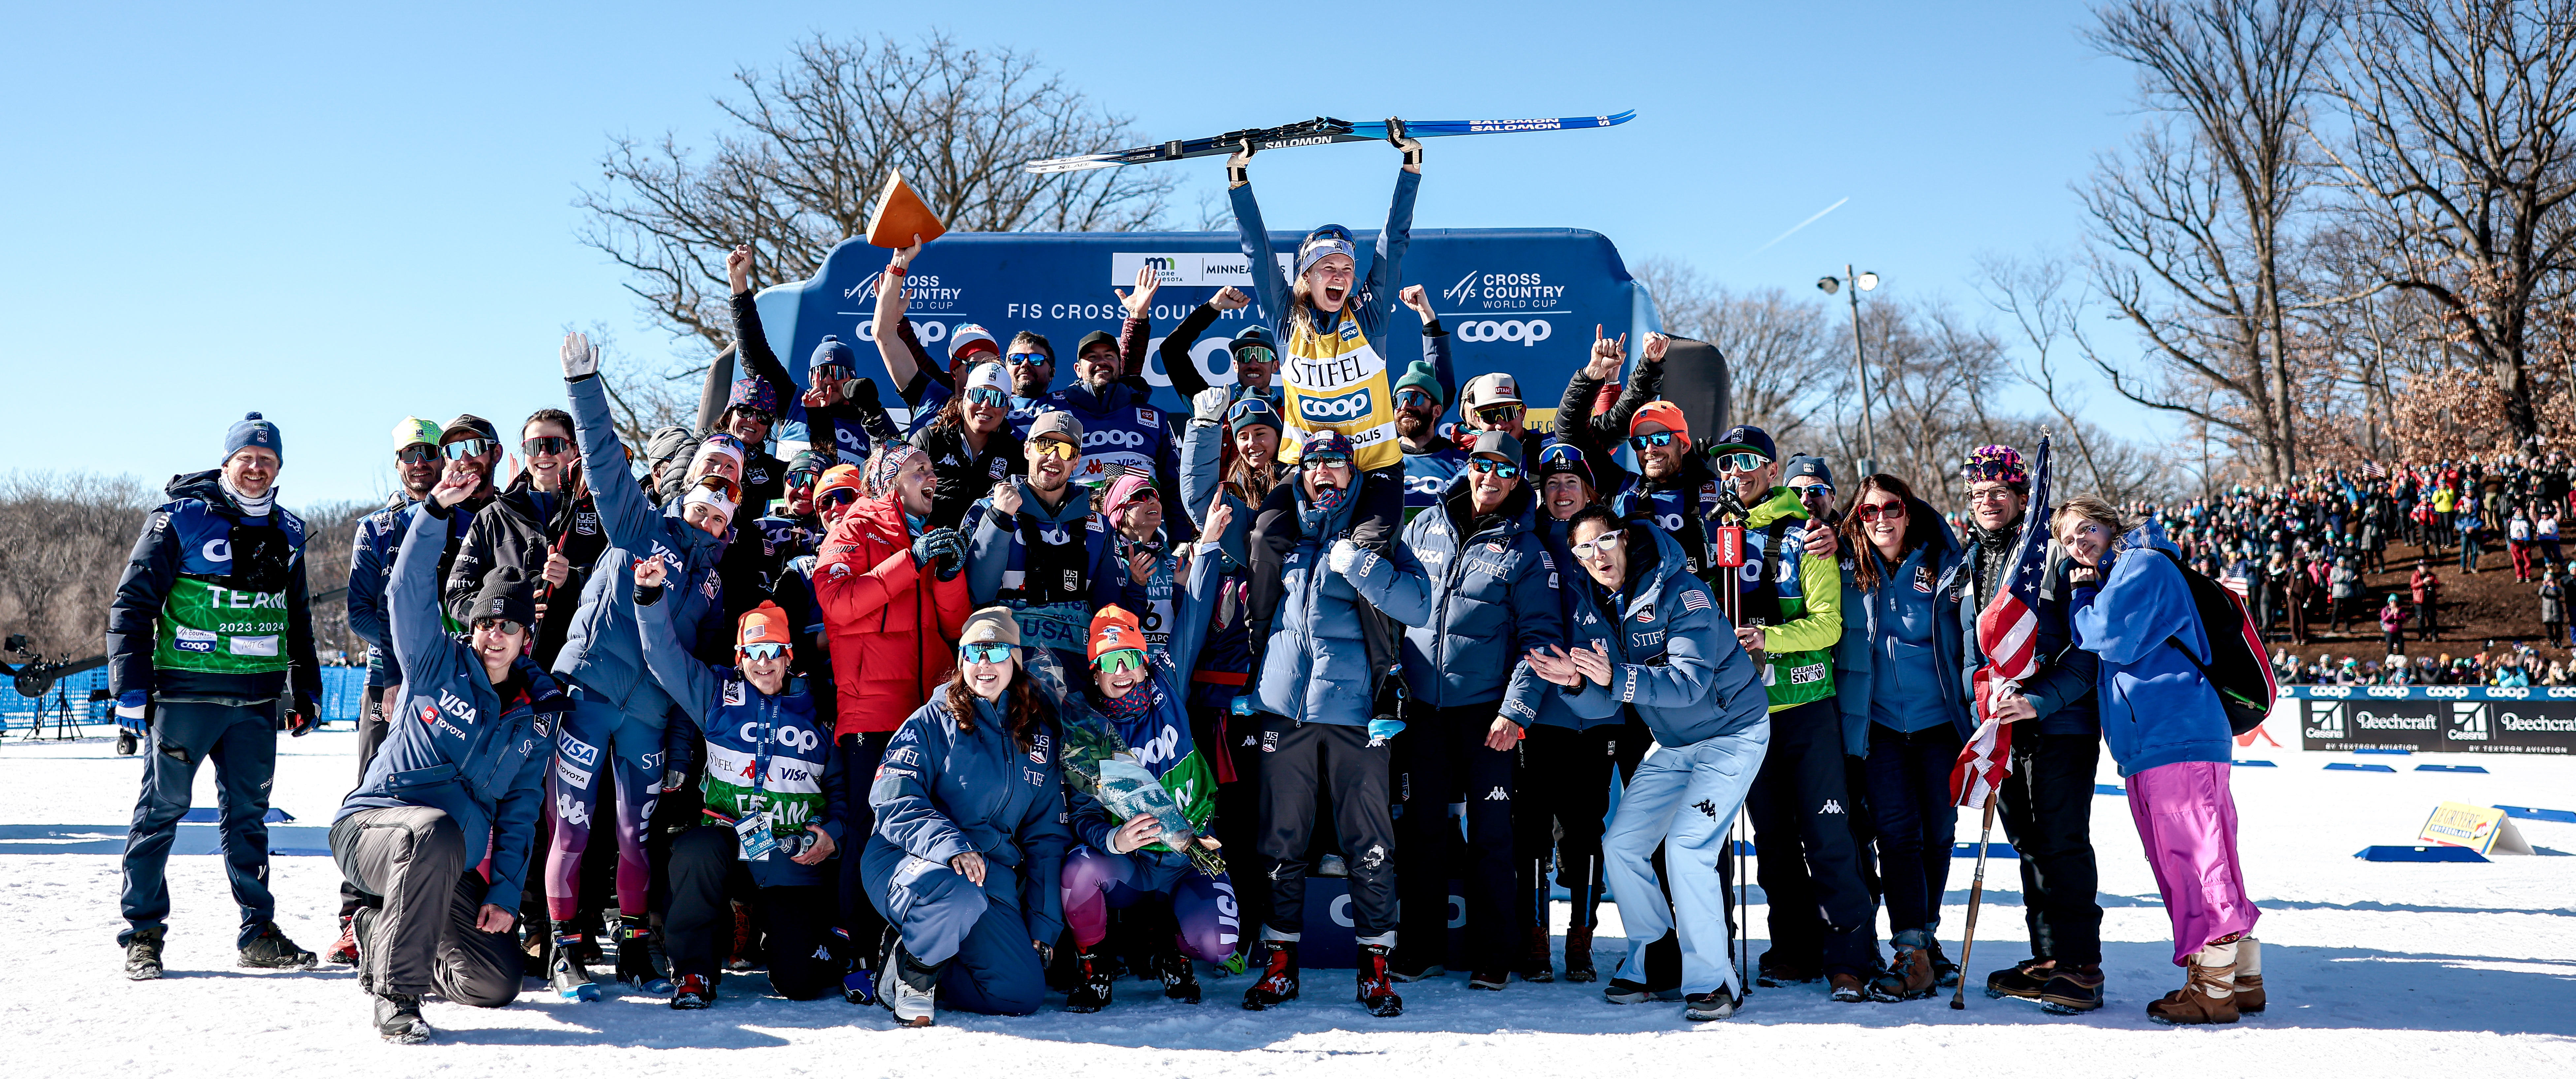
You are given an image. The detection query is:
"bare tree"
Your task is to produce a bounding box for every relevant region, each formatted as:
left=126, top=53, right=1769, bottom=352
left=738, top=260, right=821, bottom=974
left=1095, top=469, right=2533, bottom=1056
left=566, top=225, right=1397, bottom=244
left=2080, top=0, right=2344, bottom=481
left=1977, top=251, right=2133, bottom=494
left=1634, top=258, right=1839, bottom=447
left=579, top=32, right=1176, bottom=355
left=2321, top=0, right=2576, bottom=446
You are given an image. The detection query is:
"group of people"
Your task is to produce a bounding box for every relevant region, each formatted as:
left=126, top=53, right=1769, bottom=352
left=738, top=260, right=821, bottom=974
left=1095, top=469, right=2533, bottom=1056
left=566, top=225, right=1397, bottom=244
left=105, top=137, right=2266, bottom=1044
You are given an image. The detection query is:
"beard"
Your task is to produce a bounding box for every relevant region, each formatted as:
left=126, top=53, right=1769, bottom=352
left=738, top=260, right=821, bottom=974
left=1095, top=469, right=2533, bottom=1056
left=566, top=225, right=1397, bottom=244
left=1395, top=411, right=1431, bottom=440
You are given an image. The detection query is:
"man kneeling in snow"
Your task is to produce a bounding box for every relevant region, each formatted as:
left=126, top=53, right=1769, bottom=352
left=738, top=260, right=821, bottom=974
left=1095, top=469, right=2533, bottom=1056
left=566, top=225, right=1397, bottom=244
left=330, top=463, right=567, bottom=1043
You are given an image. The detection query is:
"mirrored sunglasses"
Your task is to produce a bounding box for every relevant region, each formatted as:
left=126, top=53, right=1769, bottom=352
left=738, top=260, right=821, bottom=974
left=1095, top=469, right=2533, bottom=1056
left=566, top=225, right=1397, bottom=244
left=1030, top=439, right=1080, bottom=461
left=1715, top=452, right=1771, bottom=474
left=1628, top=431, right=1679, bottom=451
left=1475, top=404, right=1524, bottom=424
left=739, top=642, right=789, bottom=661
left=961, top=642, right=1016, bottom=664
left=471, top=616, right=526, bottom=636
left=442, top=438, right=491, bottom=461
left=395, top=444, right=439, bottom=466
left=1395, top=389, right=1438, bottom=410
left=965, top=386, right=1012, bottom=408
left=1007, top=351, right=1052, bottom=367
left=1095, top=648, right=1146, bottom=674
left=522, top=436, right=571, bottom=457
left=1303, top=452, right=1353, bottom=470
left=1469, top=459, right=1522, bottom=479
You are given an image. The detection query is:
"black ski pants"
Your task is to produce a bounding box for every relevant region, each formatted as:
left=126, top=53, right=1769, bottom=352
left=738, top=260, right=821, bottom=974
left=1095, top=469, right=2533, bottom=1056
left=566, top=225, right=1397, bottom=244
left=1394, top=704, right=1518, bottom=973
left=1744, top=699, right=1878, bottom=978
left=1189, top=701, right=1269, bottom=953
left=1256, top=715, right=1397, bottom=944
left=1994, top=732, right=2103, bottom=965
left=665, top=826, right=838, bottom=997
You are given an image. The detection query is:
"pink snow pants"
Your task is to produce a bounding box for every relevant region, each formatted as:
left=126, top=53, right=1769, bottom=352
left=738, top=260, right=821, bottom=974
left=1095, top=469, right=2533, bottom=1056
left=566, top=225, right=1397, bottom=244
left=2125, top=761, right=2259, bottom=966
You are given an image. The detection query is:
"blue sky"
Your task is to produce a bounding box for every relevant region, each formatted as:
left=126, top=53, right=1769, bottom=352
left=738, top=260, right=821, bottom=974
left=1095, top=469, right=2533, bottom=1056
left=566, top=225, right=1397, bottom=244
left=0, top=1, right=2159, bottom=506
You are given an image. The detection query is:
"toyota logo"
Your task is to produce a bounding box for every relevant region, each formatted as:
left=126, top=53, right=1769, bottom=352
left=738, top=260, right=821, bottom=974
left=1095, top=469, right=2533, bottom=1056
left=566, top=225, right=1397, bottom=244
left=1455, top=319, right=1555, bottom=346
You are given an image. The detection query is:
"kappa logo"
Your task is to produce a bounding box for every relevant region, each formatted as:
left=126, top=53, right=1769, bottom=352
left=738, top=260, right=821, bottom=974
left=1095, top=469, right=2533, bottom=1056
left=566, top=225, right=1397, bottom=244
left=1482, top=787, right=1510, bottom=801
left=1693, top=798, right=1718, bottom=819
left=1819, top=799, right=1846, bottom=815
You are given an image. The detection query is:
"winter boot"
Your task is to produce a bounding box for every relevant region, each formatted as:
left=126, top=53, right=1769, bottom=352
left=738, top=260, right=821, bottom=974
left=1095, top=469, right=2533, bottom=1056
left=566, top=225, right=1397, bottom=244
left=2146, top=939, right=2240, bottom=1026
left=1603, top=977, right=1681, bottom=1004
left=884, top=942, right=942, bottom=1028
left=615, top=917, right=673, bottom=994
left=1358, top=943, right=1405, bottom=1017
left=1684, top=989, right=1742, bottom=1021
left=548, top=929, right=600, bottom=1001
left=1242, top=940, right=1300, bottom=1010
left=2038, top=963, right=2106, bottom=1014
left=1928, top=939, right=1961, bottom=988
left=1827, top=971, right=1869, bottom=1003
left=1562, top=925, right=1597, bottom=983
left=1985, top=957, right=2055, bottom=1000
left=670, top=972, right=714, bottom=1010
left=1516, top=926, right=1555, bottom=983
left=1757, top=952, right=1819, bottom=987
left=239, top=922, right=318, bottom=970
left=1158, top=951, right=1203, bottom=1003
left=2233, top=937, right=2266, bottom=1015
left=839, top=927, right=881, bottom=1006
left=326, top=914, right=360, bottom=966
left=124, top=927, right=165, bottom=981
left=1065, top=947, right=1114, bottom=1013
left=373, top=992, right=432, bottom=1044
left=353, top=907, right=381, bottom=994
left=1869, top=929, right=1939, bottom=1001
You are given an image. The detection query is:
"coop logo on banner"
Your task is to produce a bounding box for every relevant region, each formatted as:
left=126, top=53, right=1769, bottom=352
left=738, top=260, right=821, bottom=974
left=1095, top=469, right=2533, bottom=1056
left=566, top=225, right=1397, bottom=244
left=1454, top=319, right=1555, bottom=346
left=1111, top=252, right=1294, bottom=287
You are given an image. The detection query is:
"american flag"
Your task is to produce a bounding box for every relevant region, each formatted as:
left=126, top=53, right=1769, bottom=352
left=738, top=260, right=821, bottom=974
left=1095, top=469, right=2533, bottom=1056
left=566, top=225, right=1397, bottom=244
left=2363, top=461, right=2387, bottom=479
left=1952, top=435, right=2051, bottom=809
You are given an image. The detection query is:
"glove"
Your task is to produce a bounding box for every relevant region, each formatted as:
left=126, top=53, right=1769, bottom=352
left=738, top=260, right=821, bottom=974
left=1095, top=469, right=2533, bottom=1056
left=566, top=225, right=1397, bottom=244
left=1325, top=538, right=1360, bottom=574
left=663, top=770, right=689, bottom=794
left=1366, top=717, right=1406, bottom=744
left=1191, top=387, right=1231, bottom=425
left=913, top=527, right=964, bottom=567
left=285, top=692, right=316, bottom=737
left=561, top=331, right=599, bottom=380
left=115, top=690, right=149, bottom=739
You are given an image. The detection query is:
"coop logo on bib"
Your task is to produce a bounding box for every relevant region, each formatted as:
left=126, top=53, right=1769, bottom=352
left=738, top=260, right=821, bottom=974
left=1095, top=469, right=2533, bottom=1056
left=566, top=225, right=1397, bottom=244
left=1298, top=387, right=1376, bottom=422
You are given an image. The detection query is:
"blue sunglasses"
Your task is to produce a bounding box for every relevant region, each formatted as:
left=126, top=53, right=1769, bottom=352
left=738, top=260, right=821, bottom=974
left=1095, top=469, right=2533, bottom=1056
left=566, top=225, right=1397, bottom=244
left=961, top=642, right=1016, bottom=664
left=1469, top=459, right=1522, bottom=479
left=965, top=386, right=1011, bottom=408
left=1007, top=351, right=1051, bottom=367
left=739, top=643, right=788, bottom=661
left=1628, top=431, right=1679, bottom=451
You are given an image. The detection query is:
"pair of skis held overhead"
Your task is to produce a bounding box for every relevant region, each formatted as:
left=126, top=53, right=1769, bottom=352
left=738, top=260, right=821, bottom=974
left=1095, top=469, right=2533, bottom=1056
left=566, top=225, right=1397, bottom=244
left=1021, top=112, right=1636, bottom=173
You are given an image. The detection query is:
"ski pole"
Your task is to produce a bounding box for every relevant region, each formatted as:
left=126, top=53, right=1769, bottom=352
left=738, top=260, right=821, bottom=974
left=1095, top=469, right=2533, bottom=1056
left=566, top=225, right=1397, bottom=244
left=1949, top=790, right=2002, bottom=1010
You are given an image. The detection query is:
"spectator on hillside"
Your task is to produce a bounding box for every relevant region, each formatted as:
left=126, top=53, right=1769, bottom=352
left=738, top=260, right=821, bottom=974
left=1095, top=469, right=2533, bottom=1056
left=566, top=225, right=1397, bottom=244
left=2378, top=595, right=2409, bottom=657
left=2508, top=508, right=2534, bottom=581
left=2538, top=507, right=2563, bottom=565
left=2410, top=565, right=2441, bottom=641
left=2456, top=511, right=2483, bottom=574
left=2329, top=558, right=2359, bottom=635
left=2541, top=569, right=2567, bottom=649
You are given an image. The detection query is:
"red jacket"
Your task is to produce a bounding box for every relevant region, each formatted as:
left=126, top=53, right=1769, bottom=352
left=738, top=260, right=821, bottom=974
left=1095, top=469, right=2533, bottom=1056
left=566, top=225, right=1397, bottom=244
left=815, top=494, right=972, bottom=736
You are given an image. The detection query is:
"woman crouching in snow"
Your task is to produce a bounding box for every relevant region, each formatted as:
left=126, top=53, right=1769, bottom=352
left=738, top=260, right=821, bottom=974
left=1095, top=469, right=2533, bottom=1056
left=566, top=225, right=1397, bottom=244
left=2056, top=496, right=2264, bottom=1025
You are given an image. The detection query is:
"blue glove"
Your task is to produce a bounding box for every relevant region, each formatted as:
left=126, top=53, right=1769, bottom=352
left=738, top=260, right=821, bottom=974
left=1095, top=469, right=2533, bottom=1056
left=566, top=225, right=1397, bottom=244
left=1366, top=717, right=1405, bottom=745
left=115, top=691, right=149, bottom=739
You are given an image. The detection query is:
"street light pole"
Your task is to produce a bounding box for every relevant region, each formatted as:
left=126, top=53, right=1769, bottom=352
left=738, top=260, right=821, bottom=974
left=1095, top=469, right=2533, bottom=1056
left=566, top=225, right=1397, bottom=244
left=1845, top=263, right=1876, bottom=477
left=1817, top=266, right=1881, bottom=477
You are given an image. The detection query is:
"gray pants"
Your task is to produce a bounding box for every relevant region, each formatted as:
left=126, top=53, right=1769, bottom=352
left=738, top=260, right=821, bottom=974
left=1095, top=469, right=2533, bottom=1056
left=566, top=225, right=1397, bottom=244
left=330, top=807, right=523, bottom=1005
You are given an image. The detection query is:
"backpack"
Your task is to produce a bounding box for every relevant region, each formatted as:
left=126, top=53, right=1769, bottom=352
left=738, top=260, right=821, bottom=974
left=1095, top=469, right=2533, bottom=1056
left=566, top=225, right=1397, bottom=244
left=2154, top=549, right=2279, bottom=736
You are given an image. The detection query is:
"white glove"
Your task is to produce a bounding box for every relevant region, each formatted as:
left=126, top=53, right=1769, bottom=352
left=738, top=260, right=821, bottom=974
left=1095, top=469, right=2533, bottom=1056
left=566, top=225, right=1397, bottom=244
left=1192, top=387, right=1231, bottom=424
left=561, top=331, right=600, bottom=380
left=1326, top=539, right=1360, bottom=574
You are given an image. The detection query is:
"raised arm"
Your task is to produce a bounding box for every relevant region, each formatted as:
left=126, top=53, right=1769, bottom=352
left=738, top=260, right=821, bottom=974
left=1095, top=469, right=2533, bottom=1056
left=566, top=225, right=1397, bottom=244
left=1226, top=146, right=1292, bottom=337
left=726, top=245, right=798, bottom=413
left=562, top=333, right=661, bottom=552
left=871, top=238, right=930, bottom=390
left=1159, top=297, right=1233, bottom=399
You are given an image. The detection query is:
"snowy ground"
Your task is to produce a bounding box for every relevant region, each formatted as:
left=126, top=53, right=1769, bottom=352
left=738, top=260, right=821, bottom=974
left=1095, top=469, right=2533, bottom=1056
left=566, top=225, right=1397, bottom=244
left=3, top=714, right=2572, bottom=1079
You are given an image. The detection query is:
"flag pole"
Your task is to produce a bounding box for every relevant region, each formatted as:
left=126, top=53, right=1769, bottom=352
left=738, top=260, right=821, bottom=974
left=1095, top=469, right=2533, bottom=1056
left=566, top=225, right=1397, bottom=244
left=1949, top=788, right=2002, bottom=1010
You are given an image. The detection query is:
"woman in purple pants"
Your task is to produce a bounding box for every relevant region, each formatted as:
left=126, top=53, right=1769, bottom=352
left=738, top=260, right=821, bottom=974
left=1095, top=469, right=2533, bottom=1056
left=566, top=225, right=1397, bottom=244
left=2056, top=496, right=2264, bottom=1026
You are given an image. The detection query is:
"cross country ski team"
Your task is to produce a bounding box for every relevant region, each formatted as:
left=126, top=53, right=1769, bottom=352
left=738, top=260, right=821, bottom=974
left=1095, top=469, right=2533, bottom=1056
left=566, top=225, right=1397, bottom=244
left=105, top=135, right=2266, bottom=1043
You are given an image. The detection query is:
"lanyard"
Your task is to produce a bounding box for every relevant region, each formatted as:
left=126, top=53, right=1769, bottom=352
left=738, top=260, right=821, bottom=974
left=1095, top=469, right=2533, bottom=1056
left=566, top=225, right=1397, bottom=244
left=749, top=685, right=776, bottom=803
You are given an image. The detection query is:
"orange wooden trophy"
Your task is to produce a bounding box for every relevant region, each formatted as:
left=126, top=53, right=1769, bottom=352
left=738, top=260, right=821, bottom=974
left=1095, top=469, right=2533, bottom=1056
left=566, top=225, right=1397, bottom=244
left=866, top=169, right=946, bottom=248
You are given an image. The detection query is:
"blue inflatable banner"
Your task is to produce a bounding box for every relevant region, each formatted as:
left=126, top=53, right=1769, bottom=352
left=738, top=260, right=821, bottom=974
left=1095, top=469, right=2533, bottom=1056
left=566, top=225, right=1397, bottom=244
left=749, top=228, right=1662, bottom=445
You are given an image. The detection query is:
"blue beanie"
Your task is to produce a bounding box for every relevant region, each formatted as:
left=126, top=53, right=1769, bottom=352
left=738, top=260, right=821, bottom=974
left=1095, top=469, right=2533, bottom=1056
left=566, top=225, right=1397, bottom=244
left=809, top=334, right=856, bottom=372
left=223, top=412, right=281, bottom=465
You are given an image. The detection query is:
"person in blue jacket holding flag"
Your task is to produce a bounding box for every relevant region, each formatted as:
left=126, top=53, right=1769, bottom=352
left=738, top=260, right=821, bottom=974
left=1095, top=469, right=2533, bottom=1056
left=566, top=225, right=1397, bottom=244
left=1527, top=506, right=1769, bottom=1023
left=332, top=464, right=566, bottom=1043
left=863, top=607, right=1075, bottom=1026
left=1046, top=514, right=1233, bottom=1010
left=545, top=331, right=736, bottom=999
left=635, top=560, right=847, bottom=1010
left=110, top=411, right=323, bottom=981
left=1377, top=431, right=1566, bottom=989
left=2061, top=499, right=2262, bottom=1026
left=1830, top=473, right=1972, bottom=1002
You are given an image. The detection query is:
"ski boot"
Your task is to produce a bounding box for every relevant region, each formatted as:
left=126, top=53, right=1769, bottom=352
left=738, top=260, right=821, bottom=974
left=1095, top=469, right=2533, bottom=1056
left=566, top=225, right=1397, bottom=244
left=549, top=930, right=600, bottom=1001
left=1065, top=947, right=1113, bottom=1013
left=326, top=914, right=360, bottom=966
left=727, top=902, right=759, bottom=972
left=124, top=927, right=165, bottom=981
left=1357, top=943, right=1405, bottom=1017
left=616, top=917, right=674, bottom=994
left=374, top=993, right=433, bottom=1044
left=1158, top=952, right=1202, bottom=1004
left=1516, top=926, right=1554, bottom=984
left=1241, top=940, right=1300, bottom=1010
left=671, top=972, right=715, bottom=1010
left=1562, top=925, right=1597, bottom=983
left=239, top=922, right=318, bottom=970
left=836, top=927, right=881, bottom=1005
